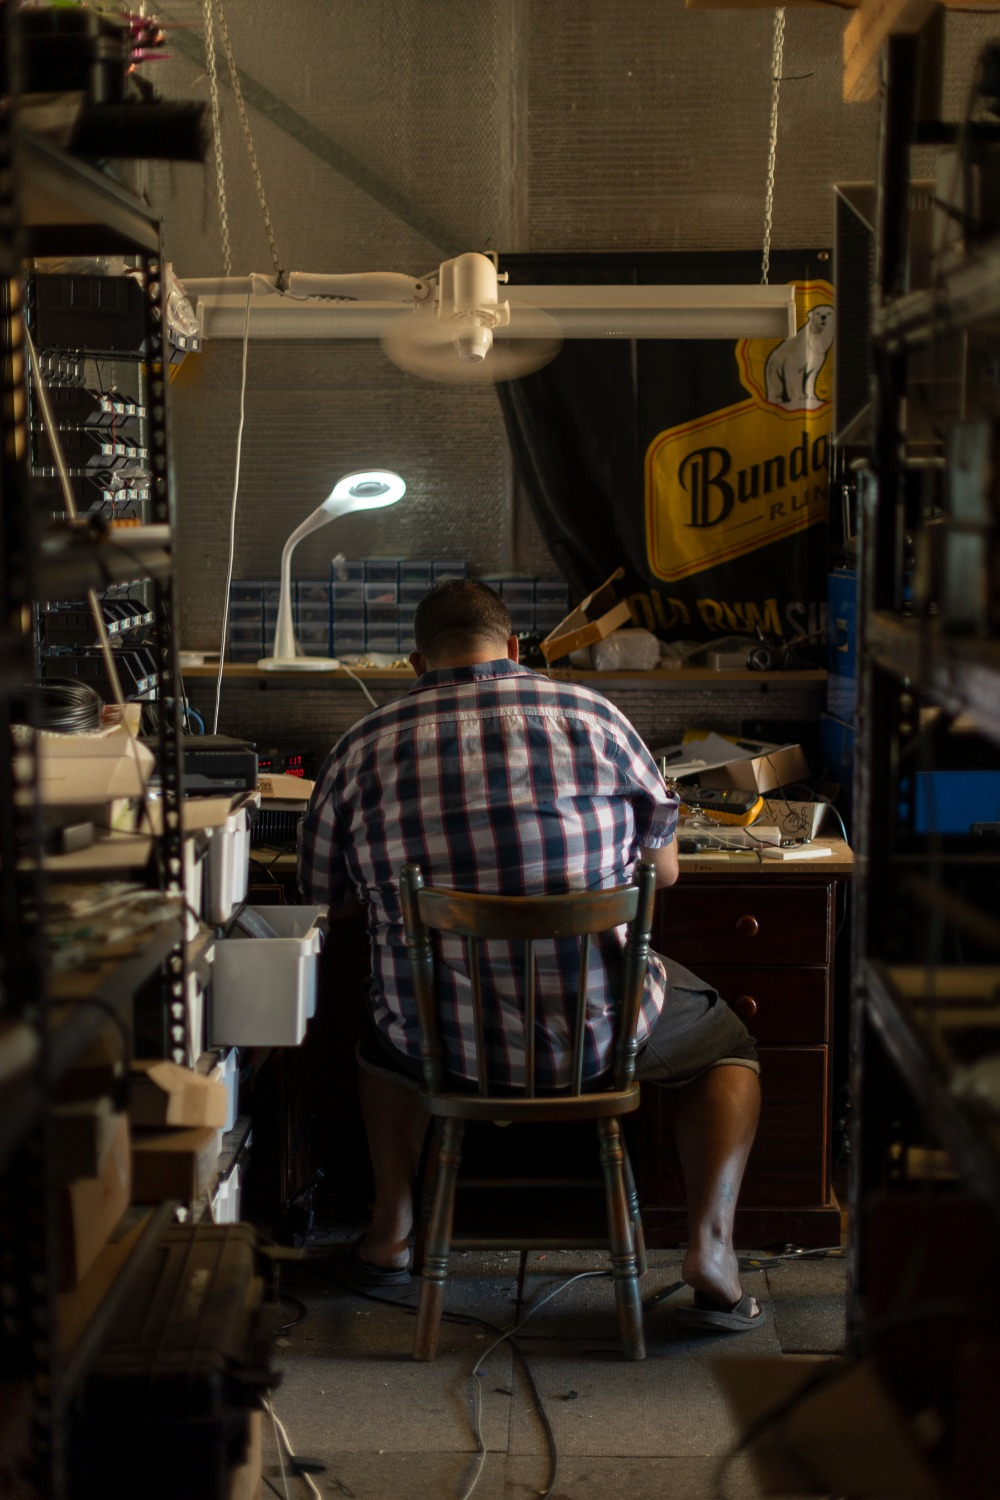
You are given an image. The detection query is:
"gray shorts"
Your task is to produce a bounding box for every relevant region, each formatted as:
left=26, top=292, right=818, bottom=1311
left=356, top=953, right=758, bottom=1092
left=632, top=956, right=760, bottom=1087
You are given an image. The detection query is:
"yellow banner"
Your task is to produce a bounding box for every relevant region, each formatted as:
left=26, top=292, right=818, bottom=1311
left=644, top=281, right=834, bottom=583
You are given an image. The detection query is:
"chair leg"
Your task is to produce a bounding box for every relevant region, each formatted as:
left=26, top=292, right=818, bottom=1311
left=621, top=1139, right=647, bottom=1276
left=412, top=1118, right=443, bottom=1279
left=413, top=1116, right=464, bottom=1361
left=598, top=1116, right=645, bottom=1361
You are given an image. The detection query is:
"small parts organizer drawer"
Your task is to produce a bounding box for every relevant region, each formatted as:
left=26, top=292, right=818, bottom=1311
left=680, top=962, right=829, bottom=1046
left=656, top=883, right=834, bottom=968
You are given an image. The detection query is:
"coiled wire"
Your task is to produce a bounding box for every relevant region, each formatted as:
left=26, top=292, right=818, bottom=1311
left=22, top=678, right=104, bottom=734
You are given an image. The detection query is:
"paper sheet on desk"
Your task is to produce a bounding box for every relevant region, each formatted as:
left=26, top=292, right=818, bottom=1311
left=652, top=731, right=762, bottom=779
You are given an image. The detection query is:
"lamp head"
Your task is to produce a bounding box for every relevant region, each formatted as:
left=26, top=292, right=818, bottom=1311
left=321, top=469, right=406, bottom=517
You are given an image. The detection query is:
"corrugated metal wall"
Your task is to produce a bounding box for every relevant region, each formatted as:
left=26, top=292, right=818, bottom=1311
left=148, top=1, right=999, bottom=680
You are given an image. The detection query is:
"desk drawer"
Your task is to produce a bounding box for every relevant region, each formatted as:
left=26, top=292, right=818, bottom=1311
left=656, top=883, right=833, bottom=967
left=639, top=1046, right=830, bottom=1208
left=675, top=964, right=829, bottom=1046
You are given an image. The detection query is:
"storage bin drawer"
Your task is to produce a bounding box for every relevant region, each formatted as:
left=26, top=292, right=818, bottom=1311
left=656, top=883, right=833, bottom=966
left=674, top=963, right=829, bottom=1046
left=210, top=905, right=326, bottom=1046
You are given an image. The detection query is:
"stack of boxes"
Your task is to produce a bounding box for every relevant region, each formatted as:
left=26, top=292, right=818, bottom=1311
left=477, top=576, right=571, bottom=637
left=228, top=566, right=571, bottom=662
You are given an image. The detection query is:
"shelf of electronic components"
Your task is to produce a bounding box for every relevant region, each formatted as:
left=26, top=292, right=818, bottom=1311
left=861, top=958, right=1000, bottom=1218
left=872, top=236, right=1000, bottom=355
left=17, top=132, right=160, bottom=258
left=0, top=914, right=183, bottom=1164
left=37, top=523, right=171, bottom=601
left=184, top=663, right=827, bottom=687
left=47, top=912, right=184, bottom=1077
left=867, top=612, right=1000, bottom=746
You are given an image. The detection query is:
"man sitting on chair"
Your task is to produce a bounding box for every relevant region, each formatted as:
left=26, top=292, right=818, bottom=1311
left=298, top=579, right=763, bottom=1330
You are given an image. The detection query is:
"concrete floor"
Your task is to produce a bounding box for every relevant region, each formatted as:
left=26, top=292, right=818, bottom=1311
left=259, top=1235, right=847, bottom=1500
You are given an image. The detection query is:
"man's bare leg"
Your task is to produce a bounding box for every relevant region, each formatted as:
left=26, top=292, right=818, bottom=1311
left=356, top=1068, right=429, bottom=1270
left=674, top=1063, right=761, bottom=1311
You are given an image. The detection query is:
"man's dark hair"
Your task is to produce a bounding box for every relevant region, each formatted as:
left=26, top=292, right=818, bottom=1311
left=413, top=578, right=512, bottom=659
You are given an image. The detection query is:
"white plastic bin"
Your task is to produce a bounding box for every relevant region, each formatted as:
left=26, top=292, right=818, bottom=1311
left=210, top=905, right=326, bottom=1046
left=203, top=802, right=253, bottom=924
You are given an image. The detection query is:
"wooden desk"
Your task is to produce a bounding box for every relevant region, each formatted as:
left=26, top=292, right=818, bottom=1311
left=638, top=838, right=853, bottom=1249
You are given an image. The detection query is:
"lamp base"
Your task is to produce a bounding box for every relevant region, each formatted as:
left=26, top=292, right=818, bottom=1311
left=257, top=655, right=342, bottom=671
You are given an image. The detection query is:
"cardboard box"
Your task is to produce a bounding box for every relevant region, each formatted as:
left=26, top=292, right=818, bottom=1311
left=51, top=1095, right=121, bottom=1179
left=713, top=1355, right=939, bottom=1498
left=55, top=1111, right=131, bottom=1291
left=131, top=1124, right=220, bottom=1202
left=54, top=1028, right=126, bottom=1104
left=540, top=567, right=634, bottom=665
left=760, top=798, right=829, bottom=839
left=699, top=739, right=809, bottom=795
left=129, top=1060, right=228, bottom=1129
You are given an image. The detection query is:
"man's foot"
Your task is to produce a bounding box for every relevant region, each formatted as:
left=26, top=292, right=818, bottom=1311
left=343, top=1236, right=411, bottom=1288
left=680, top=1243, right=743, bottom=1309
left=674, top=1287, right=763, bottom=1332
left=354, top=1232, right=410, bottom=1273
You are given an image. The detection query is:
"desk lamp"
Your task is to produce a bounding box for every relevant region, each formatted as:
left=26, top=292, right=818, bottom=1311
left=257, top=469, right=406, bottom=671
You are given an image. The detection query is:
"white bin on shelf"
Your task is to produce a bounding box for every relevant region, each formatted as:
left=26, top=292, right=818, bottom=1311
left=203, top=800, right=254, bottom=924
left=210, top=905, right=326, bottom=1046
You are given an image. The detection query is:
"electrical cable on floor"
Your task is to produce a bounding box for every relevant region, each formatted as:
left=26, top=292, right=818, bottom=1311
left=264, top=1397, right=293, bottom=1500
left=298, top=1254, right=599, bottom=1500
left=263, top=1397, right=321, bottom=1500
left=212, top=291, right=252, bottom=735
left=459, top=1268, right=610, bottom=1500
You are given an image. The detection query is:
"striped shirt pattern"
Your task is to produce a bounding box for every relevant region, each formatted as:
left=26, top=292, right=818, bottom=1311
left=298, top=659, right=678, bottom=1087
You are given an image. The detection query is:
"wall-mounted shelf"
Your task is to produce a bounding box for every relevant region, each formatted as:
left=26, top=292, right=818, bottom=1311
left=182, top=663, right=827, bottom=686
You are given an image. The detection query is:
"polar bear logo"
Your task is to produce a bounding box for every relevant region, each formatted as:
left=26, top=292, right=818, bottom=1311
left=764, top=304, right=834, bottom=410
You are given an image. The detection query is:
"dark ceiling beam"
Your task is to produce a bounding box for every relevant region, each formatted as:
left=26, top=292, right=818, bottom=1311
left=168, top=26, right=458, bottom=258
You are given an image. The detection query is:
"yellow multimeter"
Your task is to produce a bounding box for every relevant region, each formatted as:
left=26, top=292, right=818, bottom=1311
left=677, top=786, right=766, bottom=827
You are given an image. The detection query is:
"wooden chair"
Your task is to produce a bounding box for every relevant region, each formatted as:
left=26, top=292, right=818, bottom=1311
left=399, top=860, right=657, bottom=1362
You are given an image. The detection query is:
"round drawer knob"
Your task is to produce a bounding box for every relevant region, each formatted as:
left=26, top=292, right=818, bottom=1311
left=734, top=995, right=758, bottom=1020
left=735, top=914, right=760, bottom=938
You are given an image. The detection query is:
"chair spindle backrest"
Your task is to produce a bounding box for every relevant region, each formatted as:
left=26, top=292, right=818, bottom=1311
left=400, top=862, right=657, bottom=1098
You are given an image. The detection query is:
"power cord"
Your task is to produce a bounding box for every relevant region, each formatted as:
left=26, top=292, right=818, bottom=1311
left=297, top=1255, right=591, bottom=1500
left=212, top=291, right=252, bottom=735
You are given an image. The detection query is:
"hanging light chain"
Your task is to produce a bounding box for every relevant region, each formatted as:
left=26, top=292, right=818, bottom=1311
left=212, top=0, right=284, bottom=287
left=761, top=7, right=786, bottom=287
left=202, top=0, right=231, bottom=277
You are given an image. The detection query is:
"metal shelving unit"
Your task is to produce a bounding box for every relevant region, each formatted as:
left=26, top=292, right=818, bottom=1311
left=0, top=35, right=186, bottom=1490
left=848, top=27, right=1000, bottom=1495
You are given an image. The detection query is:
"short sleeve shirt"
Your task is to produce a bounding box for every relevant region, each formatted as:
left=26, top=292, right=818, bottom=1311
left=298, top=659, right=678, bottom=1087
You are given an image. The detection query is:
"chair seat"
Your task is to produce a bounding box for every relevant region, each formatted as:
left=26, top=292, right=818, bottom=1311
left=420, top=1083, right=641, bottom=1122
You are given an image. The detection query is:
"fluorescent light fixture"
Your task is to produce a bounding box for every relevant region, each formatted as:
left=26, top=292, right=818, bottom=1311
left=258, top=469, right=406, bottom=672
left=196, top=284, right=796, bottom=343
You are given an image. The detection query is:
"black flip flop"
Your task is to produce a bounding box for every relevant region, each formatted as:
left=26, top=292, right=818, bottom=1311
left=674, top=1288, right=763, bottom=1332
left=343, top=1237, right=411, bottom=1288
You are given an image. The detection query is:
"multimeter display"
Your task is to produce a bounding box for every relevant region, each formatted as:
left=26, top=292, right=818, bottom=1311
left=678, top=786, right=766, bottom=827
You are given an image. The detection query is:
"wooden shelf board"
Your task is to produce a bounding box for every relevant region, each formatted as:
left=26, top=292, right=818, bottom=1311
left=183, top=662, right=826, bottom=685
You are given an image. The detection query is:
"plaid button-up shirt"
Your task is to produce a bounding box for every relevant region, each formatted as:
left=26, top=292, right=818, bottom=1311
left=298, top=658, right=678, bottom=1087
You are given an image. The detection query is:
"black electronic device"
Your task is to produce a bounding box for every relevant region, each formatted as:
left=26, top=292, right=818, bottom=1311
left=179, top=734, right=258, bottom=795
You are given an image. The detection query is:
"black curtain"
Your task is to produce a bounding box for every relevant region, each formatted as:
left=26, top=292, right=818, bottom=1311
left=497, top=250, right=831, bottom=646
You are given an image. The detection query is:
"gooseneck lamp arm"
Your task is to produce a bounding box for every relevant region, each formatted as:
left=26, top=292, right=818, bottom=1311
left=260, top=470, right=406, bottom=672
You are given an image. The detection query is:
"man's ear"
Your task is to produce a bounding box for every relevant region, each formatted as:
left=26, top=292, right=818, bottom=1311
left=409, top=650, right=427, bottom=676
left=507, top=635, right=519, bottom=663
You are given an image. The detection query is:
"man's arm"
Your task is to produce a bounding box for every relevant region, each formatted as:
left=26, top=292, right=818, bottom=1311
left=640, top=840, right=679, bottom=888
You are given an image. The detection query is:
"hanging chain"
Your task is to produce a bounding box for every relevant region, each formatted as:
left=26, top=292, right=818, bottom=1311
left=212, top=0, right=284, bottom=286
left=202, top=0, right=231, bottom=276
left=761, top=7, right=786, bottom=287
